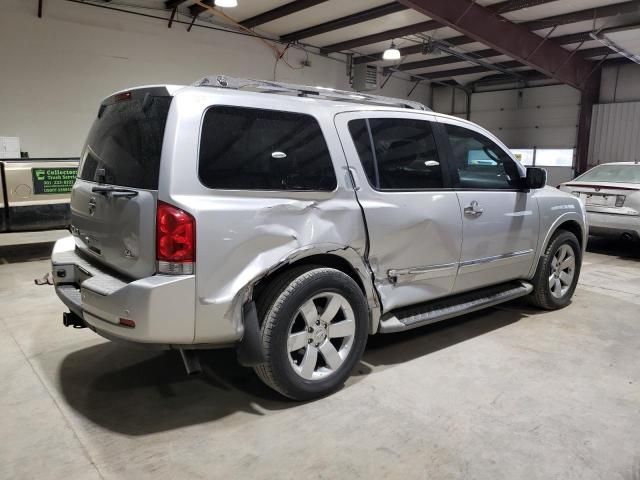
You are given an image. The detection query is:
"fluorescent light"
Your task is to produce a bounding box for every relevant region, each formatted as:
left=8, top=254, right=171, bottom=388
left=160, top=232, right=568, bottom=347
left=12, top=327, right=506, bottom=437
left=383, top=41, right=401, bottom=61
left=215, top=0, right=238, bottom=7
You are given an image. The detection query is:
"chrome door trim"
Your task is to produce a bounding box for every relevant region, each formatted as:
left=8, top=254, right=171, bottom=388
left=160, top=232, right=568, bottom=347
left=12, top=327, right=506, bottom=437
left=388, top=262, right=459, bottom=284
left=459, top=249, right=534, bottom=273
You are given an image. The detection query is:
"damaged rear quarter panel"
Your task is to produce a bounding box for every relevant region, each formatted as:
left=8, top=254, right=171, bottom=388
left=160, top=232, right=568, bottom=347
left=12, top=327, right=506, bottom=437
left=161, top=90, right=373, bottom=344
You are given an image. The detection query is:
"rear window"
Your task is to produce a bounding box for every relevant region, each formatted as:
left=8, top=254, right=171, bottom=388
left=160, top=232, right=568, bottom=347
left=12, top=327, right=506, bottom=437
left=198, top=106, right=337, bottom=191
left=576, top=164, right=640, bottom=184
left=79, top=93, right=171, bottom=189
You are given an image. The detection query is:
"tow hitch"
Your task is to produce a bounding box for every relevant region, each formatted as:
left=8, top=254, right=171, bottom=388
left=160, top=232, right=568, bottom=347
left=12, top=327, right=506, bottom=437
left=62, top=311, right=86, bottom=329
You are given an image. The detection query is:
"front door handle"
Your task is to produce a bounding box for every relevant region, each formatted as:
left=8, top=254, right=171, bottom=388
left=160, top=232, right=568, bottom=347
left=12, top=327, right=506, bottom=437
left=464, top=200, right=484, bottom=217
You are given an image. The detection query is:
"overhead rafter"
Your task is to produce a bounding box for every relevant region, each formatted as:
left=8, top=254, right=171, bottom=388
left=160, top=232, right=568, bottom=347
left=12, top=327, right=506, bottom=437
left=189, top=0, right=212, bottom=17
left=279, top=2, right=407, bottom=42
left=351, top=0, right=640, bottom=63
left=393, top=31, right=593, bottom=72
left=407, top=46, right=614, bottom=81
left=475, top=56, right=630, bottom=87
left=395, top=0, right=596, bottom=90
left=323, top=0, right=557, bottom=54
left=164, top=0, right=186, bottom=9
left=240, top=0, right=329, bottom=29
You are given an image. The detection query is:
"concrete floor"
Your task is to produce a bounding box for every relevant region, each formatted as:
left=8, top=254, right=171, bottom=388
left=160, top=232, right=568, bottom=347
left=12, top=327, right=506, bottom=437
left=0, top=233, right=639, bottom=479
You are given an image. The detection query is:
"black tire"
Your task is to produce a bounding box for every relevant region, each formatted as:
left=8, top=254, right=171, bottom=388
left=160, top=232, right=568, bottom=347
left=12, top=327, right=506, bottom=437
left=528, top=230, right=581, bottom=310
left=253, top=266, right=369, bottom=401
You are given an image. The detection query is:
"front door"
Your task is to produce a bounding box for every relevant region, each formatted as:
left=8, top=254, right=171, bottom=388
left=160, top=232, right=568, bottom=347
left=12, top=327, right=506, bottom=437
left=437, top=119, right=539, bottom=293
left=335, top=112, right=462, bottom=312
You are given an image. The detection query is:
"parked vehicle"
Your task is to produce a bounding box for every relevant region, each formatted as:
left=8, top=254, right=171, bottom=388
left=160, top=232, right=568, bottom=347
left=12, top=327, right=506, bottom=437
left=51, top=76, right=586, bottom=400
left=559, top=162, right=640, bottom=241
left=0, top=159, right=78, bottom=232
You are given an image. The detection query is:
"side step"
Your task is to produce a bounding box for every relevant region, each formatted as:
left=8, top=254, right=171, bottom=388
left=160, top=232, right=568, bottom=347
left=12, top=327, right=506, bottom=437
left=379, top=281, right=533, bottom=333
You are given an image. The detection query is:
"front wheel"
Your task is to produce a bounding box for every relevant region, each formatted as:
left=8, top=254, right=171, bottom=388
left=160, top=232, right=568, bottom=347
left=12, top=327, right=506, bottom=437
left=254, top=267, right=369, bottom=401
left=529, top=230, right=581, bottom=310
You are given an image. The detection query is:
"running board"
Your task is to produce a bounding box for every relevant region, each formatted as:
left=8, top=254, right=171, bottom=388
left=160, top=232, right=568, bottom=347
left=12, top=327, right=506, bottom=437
left=379, top=281, right=533, bottom=333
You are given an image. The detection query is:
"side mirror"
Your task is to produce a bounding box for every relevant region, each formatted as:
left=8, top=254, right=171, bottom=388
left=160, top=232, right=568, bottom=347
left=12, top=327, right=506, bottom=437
left=525, top=167, right=546, bottom=190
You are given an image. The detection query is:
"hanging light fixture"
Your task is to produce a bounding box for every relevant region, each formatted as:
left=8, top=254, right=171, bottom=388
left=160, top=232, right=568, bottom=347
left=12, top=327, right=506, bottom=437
left=382, top=40, right=401, bottom=61
left=214, top=0, right=238, bottom=7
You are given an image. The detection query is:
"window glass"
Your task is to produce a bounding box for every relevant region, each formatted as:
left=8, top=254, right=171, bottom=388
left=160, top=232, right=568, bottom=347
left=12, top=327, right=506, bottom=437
left=510, top=149, right=535, bottom=166
left=199, top=106, right=336, bottom=191
left=536, top=149, right=573, bottom=167
left=576, top=164, right=640, bottom=184
left=80, top=95, right=171, bottom=189
left=348, top=118, right=443, bottom=190
left=446, top=124, right=521, bottom=190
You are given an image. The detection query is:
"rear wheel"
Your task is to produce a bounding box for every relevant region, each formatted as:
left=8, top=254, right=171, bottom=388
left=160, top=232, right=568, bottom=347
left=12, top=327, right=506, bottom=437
left=254, top=267, right=369, bottom=400
left=529, top=230, right=581, bottom=310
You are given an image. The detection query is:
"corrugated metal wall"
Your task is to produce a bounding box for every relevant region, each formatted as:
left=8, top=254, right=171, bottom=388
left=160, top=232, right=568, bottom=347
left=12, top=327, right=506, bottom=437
left=588, top=102, right=640, bottom=167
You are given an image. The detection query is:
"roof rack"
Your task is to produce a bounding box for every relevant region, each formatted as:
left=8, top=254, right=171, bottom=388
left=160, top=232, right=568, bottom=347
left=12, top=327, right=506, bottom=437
left=192, top=75, right=430, bottom=111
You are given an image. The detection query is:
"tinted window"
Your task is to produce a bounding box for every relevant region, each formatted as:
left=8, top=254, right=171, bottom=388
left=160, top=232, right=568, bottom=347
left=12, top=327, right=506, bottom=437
left=199, top=106, right=336, bottom=191
left=348, top=118, right=443, bottom=190
left=80, top=94, right=171, bottom=189
left=446, top=124, right=521, bottom=190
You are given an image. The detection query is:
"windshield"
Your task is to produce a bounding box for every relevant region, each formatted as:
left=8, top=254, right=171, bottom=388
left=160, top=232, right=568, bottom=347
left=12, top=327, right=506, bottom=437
left=79, top=93, right=171, bottom=189
left=575, top=164, right=640, bottom=184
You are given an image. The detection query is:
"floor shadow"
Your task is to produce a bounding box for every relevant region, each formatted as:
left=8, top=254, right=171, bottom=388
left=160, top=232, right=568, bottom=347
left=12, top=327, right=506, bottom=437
left=58, top=302, right=529, bottom=436
left=362, top=303, right=528, bottom=369
left=586, top=236, right=640, bottom=261
left=0, top=241, right=54, bottom=263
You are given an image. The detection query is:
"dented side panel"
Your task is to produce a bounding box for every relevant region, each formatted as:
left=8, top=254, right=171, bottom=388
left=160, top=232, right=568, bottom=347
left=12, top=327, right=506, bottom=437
left=334, top=111, right=464, bottom=312
left=160, top=90, right=374, bottom=343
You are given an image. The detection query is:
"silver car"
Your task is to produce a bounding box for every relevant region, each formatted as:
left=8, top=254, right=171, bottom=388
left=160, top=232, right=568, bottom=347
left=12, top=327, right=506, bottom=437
left=52, top=76, right=586, bottom=400
left=559, top=162, right=640, bottom=241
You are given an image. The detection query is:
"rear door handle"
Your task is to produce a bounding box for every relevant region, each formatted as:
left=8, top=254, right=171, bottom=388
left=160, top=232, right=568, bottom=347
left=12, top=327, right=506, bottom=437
left=464, top=200, right=484, bottom=217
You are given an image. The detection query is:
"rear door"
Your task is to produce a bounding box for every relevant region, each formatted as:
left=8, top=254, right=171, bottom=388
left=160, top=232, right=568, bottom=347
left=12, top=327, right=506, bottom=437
left=71, top=88, right=172, bottom=279
left=335, top=111, right=462, bottom=312
left=437, top=118, right=539, bottom=293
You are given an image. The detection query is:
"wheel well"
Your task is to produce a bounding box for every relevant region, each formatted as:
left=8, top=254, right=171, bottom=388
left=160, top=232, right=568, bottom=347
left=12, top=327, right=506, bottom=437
left=251, top=254, right=367, bottom=304
left=553, top=220, right=584, bottom=250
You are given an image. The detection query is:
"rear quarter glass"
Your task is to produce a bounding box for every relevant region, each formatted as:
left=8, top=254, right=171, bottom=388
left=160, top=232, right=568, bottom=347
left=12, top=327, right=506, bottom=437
left=79, top=94, right=172, bottom=190
left=198, top=105, right=337, bottom=191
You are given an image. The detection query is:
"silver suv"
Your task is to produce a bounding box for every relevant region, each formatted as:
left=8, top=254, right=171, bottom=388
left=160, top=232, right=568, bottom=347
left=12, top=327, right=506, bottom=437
left=52, top=76, right=586, bottom=400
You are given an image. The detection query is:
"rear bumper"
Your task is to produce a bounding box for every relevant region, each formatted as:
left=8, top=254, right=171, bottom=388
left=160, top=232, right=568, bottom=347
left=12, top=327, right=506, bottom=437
left=587, top=211, right=640, bottom=239
left=51, top=236, right=198, bottom=345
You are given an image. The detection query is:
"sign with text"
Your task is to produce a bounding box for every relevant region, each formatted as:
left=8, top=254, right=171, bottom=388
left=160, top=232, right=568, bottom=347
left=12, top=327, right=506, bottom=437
left=32, top=167, right=78, bottom=194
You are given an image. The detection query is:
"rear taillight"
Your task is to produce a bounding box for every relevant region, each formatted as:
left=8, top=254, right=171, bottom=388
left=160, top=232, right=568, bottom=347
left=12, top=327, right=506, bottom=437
left=156, top=201, right=195, bottom=275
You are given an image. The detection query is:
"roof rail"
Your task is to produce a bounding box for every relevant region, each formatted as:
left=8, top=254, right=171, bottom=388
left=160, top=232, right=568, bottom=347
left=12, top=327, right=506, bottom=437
left=192, top=75, right=430, bottom=111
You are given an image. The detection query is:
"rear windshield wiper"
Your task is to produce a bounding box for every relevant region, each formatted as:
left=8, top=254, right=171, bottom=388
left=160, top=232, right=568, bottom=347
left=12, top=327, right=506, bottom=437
left=91, top=186, right=139, bottom=198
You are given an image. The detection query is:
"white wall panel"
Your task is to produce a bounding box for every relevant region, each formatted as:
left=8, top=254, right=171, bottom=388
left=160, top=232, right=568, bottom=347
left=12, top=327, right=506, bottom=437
left=588, top=102, right=640, bottom=167
left=0, top=0, right=429, bottom=158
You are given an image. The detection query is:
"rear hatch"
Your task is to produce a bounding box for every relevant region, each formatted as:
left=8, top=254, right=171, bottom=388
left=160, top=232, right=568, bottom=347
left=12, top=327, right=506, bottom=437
left=71, top=87, right=172, bottom=279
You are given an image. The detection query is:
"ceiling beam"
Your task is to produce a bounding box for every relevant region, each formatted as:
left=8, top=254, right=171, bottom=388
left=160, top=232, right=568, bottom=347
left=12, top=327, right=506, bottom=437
left=189, top=0, right=212, bottom=16
left=323, top=0, right=557, bottom=54
left=474, top=56, right=630, bottom=87
left=392, top=0, right=597, bottom=90
left=405, top=46, right=615, bottom=81
left=240, top=0, right=329, bottom=29
left=523, top=1, right=640, bottom=31
left=279, top=2, right=407, bottom=42
left=323, top=20, right=442, bottom=54
left=394, top=31, right=593, bottom=72
left=164, top=0, right=186, bottom=9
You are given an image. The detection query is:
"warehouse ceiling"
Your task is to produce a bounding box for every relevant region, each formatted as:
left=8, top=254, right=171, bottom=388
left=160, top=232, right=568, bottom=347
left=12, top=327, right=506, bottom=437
left=78, top=0, right=640, bottom=87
